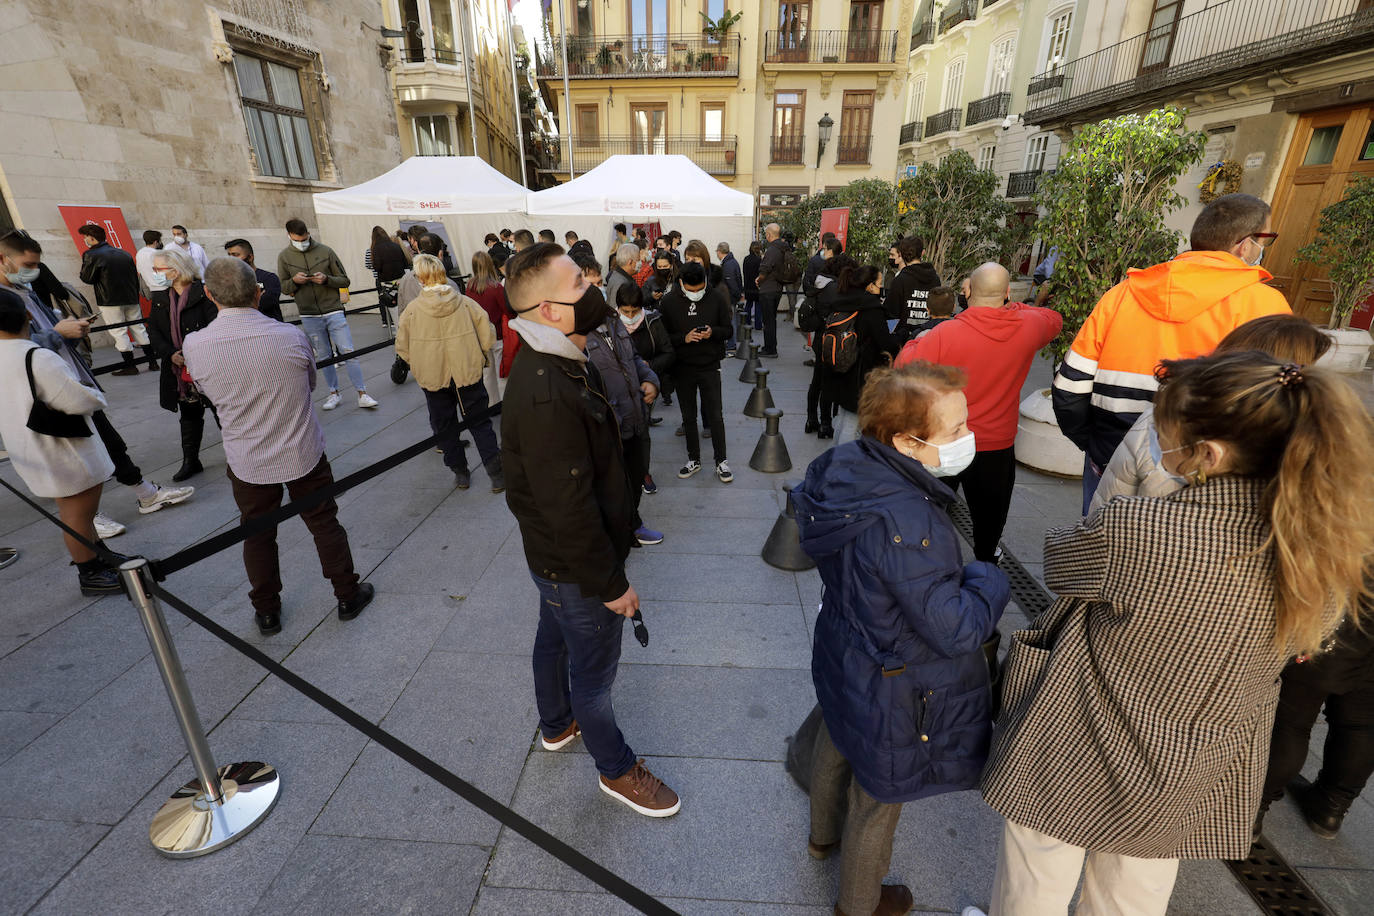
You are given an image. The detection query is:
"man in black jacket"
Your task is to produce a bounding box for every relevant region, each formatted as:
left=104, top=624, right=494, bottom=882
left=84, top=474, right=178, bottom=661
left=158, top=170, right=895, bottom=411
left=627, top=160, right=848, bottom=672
left=224, top=239, right=284, bottom=322
left=501, top=242, right=681, bottom=819
left=886, top=236, right=943, bottom=343
left=659, top=261, right=733, bottom=483
left=78, top=223, right=156, bottom=375
left=756, top=222, right=791, bottom=357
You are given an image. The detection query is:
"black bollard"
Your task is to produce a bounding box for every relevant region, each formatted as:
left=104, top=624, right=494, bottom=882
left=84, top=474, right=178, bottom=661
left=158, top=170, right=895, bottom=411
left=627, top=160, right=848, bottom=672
left=749, top=407, right=792, bottom=472
left=743, top=368, right=776, bottom=418
left=762, top=482, right=815, bottom=571
left=734, top=323, right=753, bottom=361
left=739, top=342, right=762, bottom=384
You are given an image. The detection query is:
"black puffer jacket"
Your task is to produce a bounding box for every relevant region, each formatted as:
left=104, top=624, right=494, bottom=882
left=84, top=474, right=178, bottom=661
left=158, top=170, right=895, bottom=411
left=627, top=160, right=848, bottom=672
left=502, top=342, right=637, bottom=602
left=147, top=282, right=217, bottom=412
left=78, top=242, right=140, bottom=308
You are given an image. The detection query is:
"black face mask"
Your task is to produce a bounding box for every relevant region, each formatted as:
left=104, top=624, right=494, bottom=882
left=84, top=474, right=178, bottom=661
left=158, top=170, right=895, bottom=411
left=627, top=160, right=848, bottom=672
left=654, top=268, right=670, bottom=279
left=888, top=257, right=898, bottom=270
left=538, top=284, right=609, bottom=336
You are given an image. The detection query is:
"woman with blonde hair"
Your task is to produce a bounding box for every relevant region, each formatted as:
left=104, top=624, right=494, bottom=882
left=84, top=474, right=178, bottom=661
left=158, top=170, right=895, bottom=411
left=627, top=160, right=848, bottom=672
left=395, top=254, right=503, bottom=492
left=148, top=246, right=218, bottom=482
left=973, top=351, right=1374, bottom=916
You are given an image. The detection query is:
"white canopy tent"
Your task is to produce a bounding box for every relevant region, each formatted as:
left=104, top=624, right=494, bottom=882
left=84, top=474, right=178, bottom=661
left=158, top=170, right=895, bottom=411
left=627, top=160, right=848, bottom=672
left=312, top=156, right=529, bottom=288
left=525, top=155, right=756, bottom=271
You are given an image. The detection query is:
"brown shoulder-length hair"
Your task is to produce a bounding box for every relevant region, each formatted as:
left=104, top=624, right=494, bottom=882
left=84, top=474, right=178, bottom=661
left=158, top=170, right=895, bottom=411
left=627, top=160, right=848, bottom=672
left=1153, top=351, right=1374, bottom=656
left=1213, top=314, right=1332, bottom=365
left=469, top=250, right=501, bottom=294
left=859, top=361, right=967, bottom=445
left=683, top=239, right=713, bottom=265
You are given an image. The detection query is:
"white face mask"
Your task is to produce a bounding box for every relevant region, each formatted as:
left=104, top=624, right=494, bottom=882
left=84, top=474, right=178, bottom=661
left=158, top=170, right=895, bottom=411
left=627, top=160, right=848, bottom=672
left=908, top=431, right=977, bottom=478
left=619, top=311, right=642, bottom=327
left=292, top=238, right=311, bottom=251
left=683, top=286, right=706, bottom=302
left=1245, top=243, right=1264, bottom=267
left=172, top=235, right=187, bottom=245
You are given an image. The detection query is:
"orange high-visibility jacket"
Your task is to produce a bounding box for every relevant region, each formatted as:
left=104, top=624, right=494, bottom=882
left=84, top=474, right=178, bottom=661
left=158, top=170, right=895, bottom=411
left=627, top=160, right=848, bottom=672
left=1052, top=250, right=1291, bottom=468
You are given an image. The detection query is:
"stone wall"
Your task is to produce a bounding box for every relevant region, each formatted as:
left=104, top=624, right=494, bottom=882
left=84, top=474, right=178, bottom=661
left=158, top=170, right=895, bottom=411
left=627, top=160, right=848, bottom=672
left=0, top=0, right=402, bottom=310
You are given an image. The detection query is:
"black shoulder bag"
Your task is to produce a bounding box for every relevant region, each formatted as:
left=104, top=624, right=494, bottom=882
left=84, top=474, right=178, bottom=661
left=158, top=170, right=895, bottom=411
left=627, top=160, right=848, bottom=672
left=25, top=348, right=92, bottom=438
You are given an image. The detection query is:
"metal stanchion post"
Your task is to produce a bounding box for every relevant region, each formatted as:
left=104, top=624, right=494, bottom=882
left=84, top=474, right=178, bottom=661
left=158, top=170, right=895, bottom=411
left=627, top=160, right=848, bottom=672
left=119, top=559, right=280, bottom=858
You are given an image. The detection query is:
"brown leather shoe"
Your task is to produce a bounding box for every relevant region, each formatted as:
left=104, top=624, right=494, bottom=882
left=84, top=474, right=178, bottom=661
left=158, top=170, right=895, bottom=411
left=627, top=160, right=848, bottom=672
left=540, top=720, right=580, bottom=751
left=599, top=759, right=680, bottom=817
left=834, top=884, right=914, bottom=916
left=807, top=836, right=838, bottom=859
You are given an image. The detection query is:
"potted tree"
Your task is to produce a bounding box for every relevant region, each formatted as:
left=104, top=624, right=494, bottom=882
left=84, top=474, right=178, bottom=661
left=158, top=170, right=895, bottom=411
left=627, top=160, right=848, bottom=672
left=700, top=9, right=742, bottom=70
left=1018, top=106, right=1207, bottom=476
left=1295, top=176, right=1374, bottom=372
left=595, top=43, right=615, bottom=74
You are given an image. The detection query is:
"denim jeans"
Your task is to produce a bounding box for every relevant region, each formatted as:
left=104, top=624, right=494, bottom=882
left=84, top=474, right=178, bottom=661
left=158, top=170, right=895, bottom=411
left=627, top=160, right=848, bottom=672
left=530, top=572, right=636, bottom=779
left=302, top=311, right=366, bottom=393
left=1081, top=454, right=1103, bottom=516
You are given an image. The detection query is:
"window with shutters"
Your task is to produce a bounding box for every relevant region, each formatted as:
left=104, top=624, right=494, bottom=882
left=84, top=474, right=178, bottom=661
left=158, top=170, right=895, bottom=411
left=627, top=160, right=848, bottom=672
left=988, top=34, right=1016, bottom=94
left=978, top=144, right=997, bottom=171
left=1025, top=134, right=1050, bottom=171
left=233, top=51, right=321, bottom=180
left=943, top=57, right=966, bottom=110
left=906, top=76, right=926, bottom=122
left=838, top=90, right=874, bottom=163
left=1044, top=9, right=1072, bottom=70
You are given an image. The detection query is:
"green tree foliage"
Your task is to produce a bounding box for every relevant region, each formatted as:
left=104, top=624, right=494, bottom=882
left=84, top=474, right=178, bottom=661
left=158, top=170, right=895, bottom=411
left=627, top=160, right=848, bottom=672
left=778, top=179, right=900, bottom=270
left=896, top=150, right=1027, bottom=283
left=1295, top=176, right=1374, bottom=328
left=1035, top=106, right=1207, bottom=364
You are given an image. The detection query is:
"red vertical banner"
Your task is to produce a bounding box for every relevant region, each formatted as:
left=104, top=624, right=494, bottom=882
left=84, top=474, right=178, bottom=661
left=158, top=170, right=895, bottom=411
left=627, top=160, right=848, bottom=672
left=819, top=207, right=850, bottom=250
left=57, top=205, right=136, bottom=255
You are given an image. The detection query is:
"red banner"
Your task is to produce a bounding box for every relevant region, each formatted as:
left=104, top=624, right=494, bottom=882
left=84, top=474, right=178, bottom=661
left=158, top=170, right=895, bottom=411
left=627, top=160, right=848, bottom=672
left=58, top=205, right=137, bottom=256
left=819, top=207, right=850, bottom=251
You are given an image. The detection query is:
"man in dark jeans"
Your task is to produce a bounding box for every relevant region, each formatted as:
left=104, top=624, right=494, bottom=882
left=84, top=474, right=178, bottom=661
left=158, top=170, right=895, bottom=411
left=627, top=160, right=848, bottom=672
left=185, top=257, right=374, bottom=635
left=660, top=262, right=734, bottom=484
left=501, top=242, right=680, bottom=818
left=755, top=222, right=790, bottom=357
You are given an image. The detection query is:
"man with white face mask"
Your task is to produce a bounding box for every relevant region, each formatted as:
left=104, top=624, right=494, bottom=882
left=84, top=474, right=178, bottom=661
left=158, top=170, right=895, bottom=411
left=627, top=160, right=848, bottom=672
left=166, top=224, right=210, bottom=274
left=1051, top=193, right=1290, bottom=515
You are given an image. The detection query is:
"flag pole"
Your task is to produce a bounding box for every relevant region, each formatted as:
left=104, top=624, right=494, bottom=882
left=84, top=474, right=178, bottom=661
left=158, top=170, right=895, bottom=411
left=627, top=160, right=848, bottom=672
left=504, top=1, right=529, bottom=187
left=556, top=0, right=574, bottom=180
left=458, top=0, right=479, bottom=156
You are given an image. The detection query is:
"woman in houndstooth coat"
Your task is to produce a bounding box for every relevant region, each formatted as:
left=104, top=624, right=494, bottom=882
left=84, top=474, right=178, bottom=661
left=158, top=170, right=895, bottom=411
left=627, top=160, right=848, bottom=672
left=976, top=352, right=1374, bottom=916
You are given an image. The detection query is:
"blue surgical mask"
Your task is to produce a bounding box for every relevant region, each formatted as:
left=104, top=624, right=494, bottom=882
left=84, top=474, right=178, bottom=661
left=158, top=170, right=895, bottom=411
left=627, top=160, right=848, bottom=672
left=148, top=272, right=170, bottom=290
left=6, top=266, right=40, bottom=286
left=292, top=238, right=311, bottom=251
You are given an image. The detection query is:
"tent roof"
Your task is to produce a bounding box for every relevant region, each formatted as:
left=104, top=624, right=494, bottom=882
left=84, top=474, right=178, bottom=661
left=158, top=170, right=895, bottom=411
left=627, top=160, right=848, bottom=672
left=313, top=156, right=527, bottom=215
left=526, top=155, right=753, bottom=218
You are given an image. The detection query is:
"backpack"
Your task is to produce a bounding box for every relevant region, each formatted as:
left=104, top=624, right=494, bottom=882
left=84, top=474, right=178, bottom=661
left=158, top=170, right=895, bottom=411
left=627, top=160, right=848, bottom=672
left=796, top=295, right=824, bottom=333
left=776, top=248, right=802, bottom=285
left=819, top=311, right=861, bottom=373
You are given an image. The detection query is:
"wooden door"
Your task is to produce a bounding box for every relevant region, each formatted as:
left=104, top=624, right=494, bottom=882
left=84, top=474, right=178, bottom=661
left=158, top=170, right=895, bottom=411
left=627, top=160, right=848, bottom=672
left=847, top=1, right=884, bottom=63
left=778, top=2, right=811, bottom=62
left=1269, top=105, right=1374, bottom=323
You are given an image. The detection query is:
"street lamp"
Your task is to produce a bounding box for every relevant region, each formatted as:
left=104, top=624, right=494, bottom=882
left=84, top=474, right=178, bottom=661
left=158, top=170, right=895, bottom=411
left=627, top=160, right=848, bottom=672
left=816, top=113, right=834, bottom=167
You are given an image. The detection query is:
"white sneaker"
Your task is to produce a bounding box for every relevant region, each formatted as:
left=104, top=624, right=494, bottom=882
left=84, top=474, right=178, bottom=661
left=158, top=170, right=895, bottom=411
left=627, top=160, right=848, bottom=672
left=137, top=483, right=194, bottom=515
left=357, top=393, right=379, bottom=409
left=716, top=460, right=734, bottom=484
left=961, top=908, right=989, bottom=916
left=321, top=392, right=342, bottom=410
left=94, top=514, right=126, bottom=539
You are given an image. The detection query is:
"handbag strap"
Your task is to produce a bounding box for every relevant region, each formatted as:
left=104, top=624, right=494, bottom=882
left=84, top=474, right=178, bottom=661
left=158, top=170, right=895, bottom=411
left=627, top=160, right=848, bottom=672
left=24, top=346, right=40, bottom=400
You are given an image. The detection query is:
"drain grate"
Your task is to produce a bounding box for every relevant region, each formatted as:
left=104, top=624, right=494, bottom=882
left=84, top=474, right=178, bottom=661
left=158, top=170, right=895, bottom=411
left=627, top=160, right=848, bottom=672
left=1225, top=835, right=1333, bottom=915
left=945, top=499, right=1333, bottom=916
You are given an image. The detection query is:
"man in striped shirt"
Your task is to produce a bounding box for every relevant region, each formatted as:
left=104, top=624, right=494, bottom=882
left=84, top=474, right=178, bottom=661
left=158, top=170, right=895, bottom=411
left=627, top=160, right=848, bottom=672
left=185, top=257, right=375, bottom=636
left=1052, top=194, right=1290, bottom=514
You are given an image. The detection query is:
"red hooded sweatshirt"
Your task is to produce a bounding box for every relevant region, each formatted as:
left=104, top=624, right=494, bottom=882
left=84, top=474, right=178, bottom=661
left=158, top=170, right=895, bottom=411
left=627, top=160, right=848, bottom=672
left=895, top=302, right=1062, bottom=451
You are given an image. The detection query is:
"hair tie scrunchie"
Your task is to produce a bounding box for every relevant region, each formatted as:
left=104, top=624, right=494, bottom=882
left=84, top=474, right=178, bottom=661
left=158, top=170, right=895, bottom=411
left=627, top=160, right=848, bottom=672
left=1277, top=364, right=1305, bottom=388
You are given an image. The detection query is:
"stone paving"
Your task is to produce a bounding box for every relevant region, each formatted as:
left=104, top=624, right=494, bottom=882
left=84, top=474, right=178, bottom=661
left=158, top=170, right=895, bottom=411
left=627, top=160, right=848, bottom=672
left=1, top=309, right=1370, bottom=916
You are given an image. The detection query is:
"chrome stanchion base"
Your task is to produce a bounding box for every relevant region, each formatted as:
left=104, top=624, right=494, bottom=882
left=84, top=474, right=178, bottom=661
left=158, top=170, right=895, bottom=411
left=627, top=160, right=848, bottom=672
left=150, top=761, right=280, bottom=858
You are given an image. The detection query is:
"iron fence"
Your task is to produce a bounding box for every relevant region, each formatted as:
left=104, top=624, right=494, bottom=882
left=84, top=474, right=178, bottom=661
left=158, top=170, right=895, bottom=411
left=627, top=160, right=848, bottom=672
left=544, top=135, right=738, bottom=176
left=1007, top=170, right=1042, bottom=198
left=835, top=133, right=873, bottom=164
left=967, top=91, right=1011, bottom=126
left=762, top=30, right=900, bottom=64
left=536, top=34, right=740, bottom=79
left=771, top=134, right=806, bottom=165
left=925, top=107, right=961, bottom=137
left=899, top=121, right=923, bottom=144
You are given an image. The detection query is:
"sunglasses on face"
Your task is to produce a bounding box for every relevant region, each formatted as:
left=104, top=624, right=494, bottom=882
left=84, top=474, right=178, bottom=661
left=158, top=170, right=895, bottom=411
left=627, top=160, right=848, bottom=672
left=1244, top=232, right=1279, bottom=248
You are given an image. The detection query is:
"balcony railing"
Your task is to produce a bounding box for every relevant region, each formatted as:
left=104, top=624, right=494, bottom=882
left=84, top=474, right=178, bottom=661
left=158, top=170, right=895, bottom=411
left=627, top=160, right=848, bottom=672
left=763, top=30, right=900, bottom=64
left=835, top=133, right=873, bottom=164
left=940, top=0, right=975, bottom=34
left=771, top=134, right=806, bottom=165
left=966, top=91, right=1011, bottom=126
left=543, top=135, right=738, bottom=176
left=911, top=21, right=934, bottom=48
left=536, top=34, right=740, bottom=79
left=925, top=107, right=961, bottom=137
left=1026, top=0, right=1374, bottom=123
left=1007, top=170, right=1043, bottom=199
left=899, top=121, right=923, bottom=144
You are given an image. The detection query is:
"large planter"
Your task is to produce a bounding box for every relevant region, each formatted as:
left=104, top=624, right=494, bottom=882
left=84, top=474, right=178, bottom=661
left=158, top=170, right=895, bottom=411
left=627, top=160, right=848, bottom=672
left=1317, top=327, right=1372, bottom=373
left=1015, top=388, right=1083, bottom=478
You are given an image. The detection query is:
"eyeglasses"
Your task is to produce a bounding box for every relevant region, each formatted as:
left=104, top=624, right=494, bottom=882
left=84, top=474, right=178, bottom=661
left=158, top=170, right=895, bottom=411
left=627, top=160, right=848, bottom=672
left=1244, top=232, right=1279, bottom=248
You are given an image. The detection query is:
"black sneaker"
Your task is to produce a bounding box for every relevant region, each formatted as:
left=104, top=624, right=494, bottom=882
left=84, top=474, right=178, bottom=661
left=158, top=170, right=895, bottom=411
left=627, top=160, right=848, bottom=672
left=678, top=460, right=702, bottom=479
left=77, top=564, right=122, bottom=596
left=338, top=582, right=375, bottom=621
left=255, top=610, right=282, bottom=636
left=453, top=469, right=471, bottom=490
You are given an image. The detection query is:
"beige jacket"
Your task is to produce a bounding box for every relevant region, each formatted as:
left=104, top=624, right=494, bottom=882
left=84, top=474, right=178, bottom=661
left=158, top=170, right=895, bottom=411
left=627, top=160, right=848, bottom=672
left=395, top=286, right=495, bottom=392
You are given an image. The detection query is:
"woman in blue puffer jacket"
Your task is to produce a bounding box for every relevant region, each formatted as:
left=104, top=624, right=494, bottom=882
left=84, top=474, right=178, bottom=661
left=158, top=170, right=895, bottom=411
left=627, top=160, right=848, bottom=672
left=791, top=361, right=1010, bottom=916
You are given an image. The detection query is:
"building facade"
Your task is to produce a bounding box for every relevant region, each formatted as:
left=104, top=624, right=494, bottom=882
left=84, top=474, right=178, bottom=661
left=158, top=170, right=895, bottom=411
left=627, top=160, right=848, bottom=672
left=533, top=1, right=912, bottom=221
left=0, top=0, right=404, bottom=287
left=1022, top=0, right=1374, bottom=322
left=381, top=0, right=532, bottom=184
left=897, top=0, right=1082, bottom=212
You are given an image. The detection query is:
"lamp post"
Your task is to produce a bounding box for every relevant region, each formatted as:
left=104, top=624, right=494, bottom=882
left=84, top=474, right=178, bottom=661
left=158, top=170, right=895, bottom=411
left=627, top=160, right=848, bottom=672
left=816, top=112, right=834, bottom=168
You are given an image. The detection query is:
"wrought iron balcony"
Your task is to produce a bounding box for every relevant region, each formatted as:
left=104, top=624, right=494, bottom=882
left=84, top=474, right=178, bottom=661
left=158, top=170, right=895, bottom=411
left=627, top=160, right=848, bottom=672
left=911, top=21, right=934, bottom=48
left=939, top=0, right=975, bottom=34
left=966, top=92, right=1011, bottom=127
left=1026, top=0, right=1374, bottom=124
left=763, top=30, right=900, bottom=64
left=925, top=107, right=961, bottom=138
left=542, top=135, right=738, bottom=176
left=536, top=34, right=739, bottom=79
left=899, top=121, right=923, bottom=144
left=1007, top=170, right=1042, bottom=199
left=835, top=133, right=873, bottom=165
left=771, top=134, right=806, bottom=165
